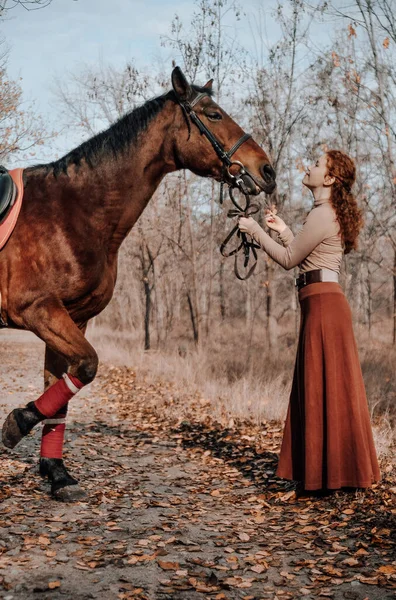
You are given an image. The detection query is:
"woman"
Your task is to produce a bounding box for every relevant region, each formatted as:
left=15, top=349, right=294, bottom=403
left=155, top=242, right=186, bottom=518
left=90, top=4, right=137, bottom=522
left=238, top=150, right=381, bottom=493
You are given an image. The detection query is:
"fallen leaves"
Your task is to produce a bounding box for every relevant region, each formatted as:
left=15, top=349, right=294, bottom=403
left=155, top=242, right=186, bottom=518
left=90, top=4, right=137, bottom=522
left=378, top=565, right=396, bottom=575
left=48, top=581, right=61, bottom=589
left=158, top=560, right=180, bottom=571
left=223, top=576, right=254, bottom=588
left=355, top=547, right=369, bottom=555
left=1, top=358, right=395, bottom=600
left=38, top=536, right=51, bottom=546
left=251, top=564, right=266, bottom=574
left=331, top=542, right=349, bottom=552
left=341, top=557, right=359, bottom=567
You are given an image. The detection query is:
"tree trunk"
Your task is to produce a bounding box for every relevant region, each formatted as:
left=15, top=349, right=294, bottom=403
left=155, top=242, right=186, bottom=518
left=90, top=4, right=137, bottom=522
left=187, top=292, right=198, bottom=343
left=367, top=263, right=372, bottom=339
left=219, top=259, right=226, bottom=320
left=184, top=173, right=201, bottom=344
left=205, top=180, right=215, bottom=336
left=245, top=277, right=251, bottom=326
left=144, top=277, right=151, bottom=350
left=393, top=248, right=396, bottom=345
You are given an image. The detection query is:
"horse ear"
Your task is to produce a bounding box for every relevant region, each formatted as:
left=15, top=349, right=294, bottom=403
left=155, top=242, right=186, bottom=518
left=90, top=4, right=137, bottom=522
left=203, top=78, right=214, bottom=90
left=171, top=66, right=192, bottom=101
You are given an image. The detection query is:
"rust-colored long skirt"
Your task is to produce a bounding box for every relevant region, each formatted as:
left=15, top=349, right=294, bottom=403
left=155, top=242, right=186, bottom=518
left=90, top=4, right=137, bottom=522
left=276, top=281, right=381, bottom=490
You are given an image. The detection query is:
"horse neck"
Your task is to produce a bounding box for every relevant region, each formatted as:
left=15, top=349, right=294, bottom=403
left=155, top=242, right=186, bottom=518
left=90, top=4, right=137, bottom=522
left=96, top=101, right=178, bottom=254
left=27, top=101, right=177, bottom=257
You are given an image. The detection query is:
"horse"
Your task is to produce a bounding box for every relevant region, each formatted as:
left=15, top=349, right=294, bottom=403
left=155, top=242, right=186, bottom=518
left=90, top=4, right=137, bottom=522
left=1, top=67, right=276, bottom=501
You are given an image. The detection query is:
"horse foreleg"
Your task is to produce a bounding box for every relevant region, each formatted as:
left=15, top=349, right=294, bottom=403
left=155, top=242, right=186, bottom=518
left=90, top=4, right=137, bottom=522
left=39, top=325, right=88, bottom=501
left=41, top=344, right=72, bottom=460
left=2, top=299, right=97, bottom=455
left=40, top=322, right=87, bottom=459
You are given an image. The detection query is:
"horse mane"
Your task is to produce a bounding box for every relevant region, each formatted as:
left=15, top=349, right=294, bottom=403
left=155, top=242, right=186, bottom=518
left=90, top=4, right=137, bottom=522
left=28, top=85, right=214, bottom=178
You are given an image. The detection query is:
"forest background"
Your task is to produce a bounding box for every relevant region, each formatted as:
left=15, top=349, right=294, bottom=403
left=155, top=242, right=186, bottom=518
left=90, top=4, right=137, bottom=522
left=1, top=0, right=395, bottom=457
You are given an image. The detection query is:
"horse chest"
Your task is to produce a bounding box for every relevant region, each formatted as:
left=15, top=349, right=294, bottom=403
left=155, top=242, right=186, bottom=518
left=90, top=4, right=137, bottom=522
left=69, top=268, right=116, bottom=322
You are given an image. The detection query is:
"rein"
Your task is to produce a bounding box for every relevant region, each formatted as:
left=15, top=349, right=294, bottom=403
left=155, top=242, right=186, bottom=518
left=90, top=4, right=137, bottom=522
left=179, top=91, right=267, bottom=280
left=219, top=187, right=261, bottom=280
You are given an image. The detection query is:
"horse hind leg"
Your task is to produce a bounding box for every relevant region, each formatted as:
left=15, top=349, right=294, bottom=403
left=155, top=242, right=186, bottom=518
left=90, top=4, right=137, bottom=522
left=39, top=333, right=88, bottom=502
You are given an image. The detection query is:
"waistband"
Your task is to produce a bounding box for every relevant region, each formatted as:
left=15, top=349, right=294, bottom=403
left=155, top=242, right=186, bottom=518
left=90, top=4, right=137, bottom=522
left=298, top=281, right=343, bottom=301
left=295, top=268, right=339, bottom=290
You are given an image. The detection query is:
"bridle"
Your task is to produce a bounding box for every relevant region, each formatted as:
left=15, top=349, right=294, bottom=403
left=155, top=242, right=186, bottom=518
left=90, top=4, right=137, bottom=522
left=178, top=91, right=268, bottom=280
left=179, top=91, right=267, bottom=196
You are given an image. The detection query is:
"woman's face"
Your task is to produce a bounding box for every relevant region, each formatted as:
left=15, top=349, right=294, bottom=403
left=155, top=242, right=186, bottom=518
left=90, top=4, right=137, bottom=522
left=302, top=154, right=333, bottom=190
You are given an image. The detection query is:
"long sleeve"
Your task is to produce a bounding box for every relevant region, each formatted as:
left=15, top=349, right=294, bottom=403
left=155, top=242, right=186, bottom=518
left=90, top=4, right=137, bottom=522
left=278, top=226, right=294, bottom=247
left=248, top=208, right=333, bottom=271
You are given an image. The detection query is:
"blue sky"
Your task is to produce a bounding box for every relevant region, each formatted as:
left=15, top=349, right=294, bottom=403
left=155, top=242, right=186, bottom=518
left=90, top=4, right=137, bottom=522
left=1, top=0, right=331, bottom=165
left=2, top=0, right=198, bottom=162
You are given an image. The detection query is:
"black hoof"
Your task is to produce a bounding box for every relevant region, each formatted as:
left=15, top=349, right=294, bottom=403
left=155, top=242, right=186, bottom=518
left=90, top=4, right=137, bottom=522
left=2, top=403, right=43, bottom=449
left=52, top=484, right=87, bottom=503
left=39, top=457, right=88, bottom=503
left=2, top=410, right=23, bottom=448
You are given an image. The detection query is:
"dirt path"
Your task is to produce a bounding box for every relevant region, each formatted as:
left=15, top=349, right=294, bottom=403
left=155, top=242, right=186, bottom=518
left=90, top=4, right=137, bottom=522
left=0, top=331, right=395, bottom=600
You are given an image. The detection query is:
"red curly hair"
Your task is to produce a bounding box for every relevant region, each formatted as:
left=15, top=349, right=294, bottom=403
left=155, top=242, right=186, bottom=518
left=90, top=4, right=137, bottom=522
left=325, top=150, right=364, bottom=254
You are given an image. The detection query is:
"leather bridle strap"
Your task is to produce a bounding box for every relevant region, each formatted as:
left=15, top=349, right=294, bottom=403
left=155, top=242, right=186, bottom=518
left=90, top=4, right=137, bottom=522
left=178, top=91, right=261, bottom=280
left=180, top=93, right=252, bottom=171
left=226, top=133, right=252, bottom=161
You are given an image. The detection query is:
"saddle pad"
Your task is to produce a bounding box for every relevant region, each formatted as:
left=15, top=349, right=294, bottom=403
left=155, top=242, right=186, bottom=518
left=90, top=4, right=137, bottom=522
left=0, top=168, right=23, bottom=251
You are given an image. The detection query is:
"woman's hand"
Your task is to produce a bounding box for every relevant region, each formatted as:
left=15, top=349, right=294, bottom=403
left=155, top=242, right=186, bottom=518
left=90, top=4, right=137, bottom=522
left=264, top=208, right=287, bottom=233
left=238, top=208, right=288, bottom=237
left=238, top=216, right=260, bottom=236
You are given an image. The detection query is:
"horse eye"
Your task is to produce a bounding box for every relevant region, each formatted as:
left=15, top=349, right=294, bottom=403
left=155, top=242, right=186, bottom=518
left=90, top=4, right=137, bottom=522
left=206, top=112, right=222, bottom=121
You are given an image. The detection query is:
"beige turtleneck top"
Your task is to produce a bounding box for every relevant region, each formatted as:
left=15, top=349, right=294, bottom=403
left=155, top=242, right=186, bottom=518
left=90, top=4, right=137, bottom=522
left=247, top=197, right=343, bottom=274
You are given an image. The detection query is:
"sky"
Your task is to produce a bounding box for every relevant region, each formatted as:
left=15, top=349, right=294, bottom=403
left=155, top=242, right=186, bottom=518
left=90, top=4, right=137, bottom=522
left=0, top=0, right=332, bottom=165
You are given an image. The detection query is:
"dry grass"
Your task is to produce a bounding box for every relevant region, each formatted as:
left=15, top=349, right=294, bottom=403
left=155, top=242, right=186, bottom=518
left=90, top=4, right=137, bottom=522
left=88, top=320, right=395, bottom=464
left=89, top=328, right=291, bottom=421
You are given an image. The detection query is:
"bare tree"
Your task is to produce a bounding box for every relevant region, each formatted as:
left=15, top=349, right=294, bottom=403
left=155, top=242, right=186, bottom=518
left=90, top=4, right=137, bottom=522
left=0, top=41, right=49, bottom=163
left=310, top=0, right=396, bottom=342
left=0, top=0, right=53, bottom=13
left=53, top=0, right=396, bottom=357
left=162, top=0, right=246, bottom=334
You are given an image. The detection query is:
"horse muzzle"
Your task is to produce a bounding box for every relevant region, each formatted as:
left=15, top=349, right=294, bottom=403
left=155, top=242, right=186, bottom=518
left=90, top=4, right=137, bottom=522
left=258, top=163, right=276, bottom=194
left=239, top=173, right=259, bottom=195
left=239, top=167, right=276, bottom=196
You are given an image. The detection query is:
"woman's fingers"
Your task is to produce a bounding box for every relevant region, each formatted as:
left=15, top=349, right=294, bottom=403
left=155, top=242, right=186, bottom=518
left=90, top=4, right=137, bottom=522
left=238, top=216, right=255, bottom=234
left=237, top=216, right=248, bottom=231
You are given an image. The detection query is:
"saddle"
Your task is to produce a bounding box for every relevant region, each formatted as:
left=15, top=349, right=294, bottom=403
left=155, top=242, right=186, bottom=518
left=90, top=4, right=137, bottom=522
left=0, top=166, right=16, bottom=222
left=0, top=166, right=24, bottom=251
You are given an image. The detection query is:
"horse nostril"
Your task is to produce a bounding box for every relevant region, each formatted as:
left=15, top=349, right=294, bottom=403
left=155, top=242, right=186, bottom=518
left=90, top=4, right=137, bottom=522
left=261, top=163, right=276, bottom=184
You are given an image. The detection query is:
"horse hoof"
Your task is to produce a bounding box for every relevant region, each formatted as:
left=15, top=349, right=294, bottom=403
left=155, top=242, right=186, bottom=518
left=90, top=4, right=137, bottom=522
left=52, top=484, right=88, bottom=503
left=2, top=403, right=43, bottom=449
left=39, top=458, right=88, bottom=502
left=2, top=409, right=23, bottom=449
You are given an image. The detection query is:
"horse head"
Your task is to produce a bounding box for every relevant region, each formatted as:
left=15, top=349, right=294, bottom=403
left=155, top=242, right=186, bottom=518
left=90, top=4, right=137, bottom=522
left=171, top=66, right=276, bottom=196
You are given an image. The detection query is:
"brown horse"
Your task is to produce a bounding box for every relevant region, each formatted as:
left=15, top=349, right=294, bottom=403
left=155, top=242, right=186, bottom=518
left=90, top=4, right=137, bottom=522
left=1, top=67, right=276, bottom=501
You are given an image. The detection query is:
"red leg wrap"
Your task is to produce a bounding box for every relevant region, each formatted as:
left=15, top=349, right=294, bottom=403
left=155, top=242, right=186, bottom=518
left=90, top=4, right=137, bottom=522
left=40, top=404, right=69, bottom=459
left=35, top=374, right=84, bottom=418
